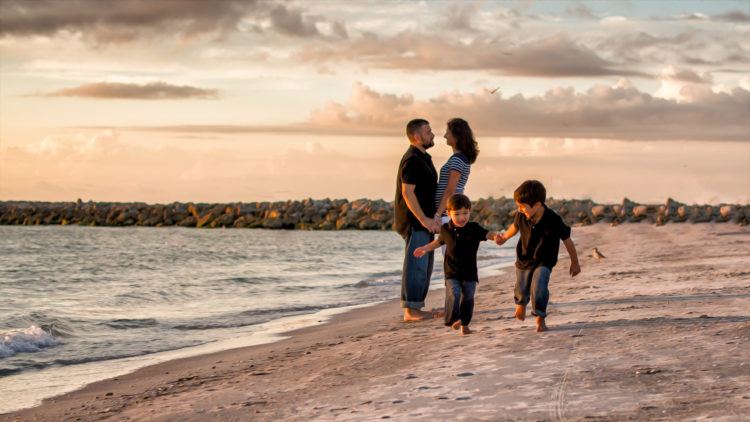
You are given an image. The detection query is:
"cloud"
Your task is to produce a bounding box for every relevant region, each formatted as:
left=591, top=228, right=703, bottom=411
left=39, top=82, right=219, bottom=100
left=714, top=10, right=750, bottom=22
left=118, top=81, right=750, bottom=142
left=268, top=4, right=320, bottom=37
left=300, top=33, right=646, bottom=77
left=564, top=3, right=599, bottom=20
left=302, top=82, right=750, bottom=141
left=0, top=0, right=345, bottom=43
left=0, top=0, right=258, bottom=42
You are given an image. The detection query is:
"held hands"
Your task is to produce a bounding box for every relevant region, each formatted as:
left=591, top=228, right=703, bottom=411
left=413, top=246, right=427, bottom=258
left=421, top=216, right=441, bottom=234
left=495, top=233, right=507, bottom=246
left=569, top=261, right=581, bottom=277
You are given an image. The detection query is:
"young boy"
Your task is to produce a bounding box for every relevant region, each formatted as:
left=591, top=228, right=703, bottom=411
left=496, top=180, right=581, bottom=332
left=414, top=194, right=501, bottom=335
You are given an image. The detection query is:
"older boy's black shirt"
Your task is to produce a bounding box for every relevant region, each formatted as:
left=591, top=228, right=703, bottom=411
left=438, top=221, right=489, bottom=281
left=514, top=205, right=571, bottom=270
left=393, top=146, right=438, bottom=238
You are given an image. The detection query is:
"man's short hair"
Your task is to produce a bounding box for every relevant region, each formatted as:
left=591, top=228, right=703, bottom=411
left=514, top=180, right=546, bottom=206
left=447, top=193, right=472, bottom=211
left=406, top=118, right=429, bottom=138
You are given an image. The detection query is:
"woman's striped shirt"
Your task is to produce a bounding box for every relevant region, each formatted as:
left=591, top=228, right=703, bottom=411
left=434, top=152, right=471, bottom=216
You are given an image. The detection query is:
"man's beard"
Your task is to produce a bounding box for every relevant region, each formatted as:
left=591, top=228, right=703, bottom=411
left=422, top=137, right=435, bottom=149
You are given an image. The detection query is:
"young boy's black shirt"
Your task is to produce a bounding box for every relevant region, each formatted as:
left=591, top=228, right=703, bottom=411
left=438, top=221, right=489, bottom=281
left=514, top=205, right=571, bottom=270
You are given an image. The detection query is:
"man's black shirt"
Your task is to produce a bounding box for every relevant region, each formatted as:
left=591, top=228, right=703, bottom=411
left=514, top=205, right=571, bottom=270
left=438, top=221, right=489, bottom=281
left=394, top=145, right=437, bottom=238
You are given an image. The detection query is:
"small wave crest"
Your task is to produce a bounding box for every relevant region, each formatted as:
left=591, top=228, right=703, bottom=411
left=0, top=325, right=59, bottom=358
left=103, top=318, right=159, bottom=330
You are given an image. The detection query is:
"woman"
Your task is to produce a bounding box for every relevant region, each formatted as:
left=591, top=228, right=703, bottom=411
left=434, top=118, right=479, bottom=228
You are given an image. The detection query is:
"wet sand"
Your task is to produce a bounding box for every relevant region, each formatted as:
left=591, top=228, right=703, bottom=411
left=4, top=223, right=750, bottom=421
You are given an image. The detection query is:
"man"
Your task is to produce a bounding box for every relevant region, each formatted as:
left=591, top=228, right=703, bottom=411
left=394, top=118, right=441, bottom=321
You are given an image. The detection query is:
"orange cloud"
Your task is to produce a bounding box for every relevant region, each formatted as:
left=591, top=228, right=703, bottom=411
left=41, top=82, right=219, bottom=100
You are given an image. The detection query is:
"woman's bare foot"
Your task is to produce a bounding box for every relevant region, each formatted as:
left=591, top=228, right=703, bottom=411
left=535, top=316, right=548, bottom=332
left=451, top=320, right=461, bottom=330
left=403, top=308, right=432, bottom=322
left=460, top=325, right=472, bottom=336
left=514, top=305, right=526, bottom=321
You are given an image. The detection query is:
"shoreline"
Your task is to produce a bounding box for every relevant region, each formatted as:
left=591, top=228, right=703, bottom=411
left=0, top=302, right=383, bottom=415
left=0, top=256, right=513, bottom=415
left=4, top=223, right=750, bottom=420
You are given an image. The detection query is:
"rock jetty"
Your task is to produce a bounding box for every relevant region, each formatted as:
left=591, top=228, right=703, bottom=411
left=0, top=198, right=747, bottom=230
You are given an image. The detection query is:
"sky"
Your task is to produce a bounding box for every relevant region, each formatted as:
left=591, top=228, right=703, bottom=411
left=0, top=0, right=749, bottom=204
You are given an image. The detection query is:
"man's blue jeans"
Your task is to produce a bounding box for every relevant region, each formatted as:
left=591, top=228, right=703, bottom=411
left=514, top=266, right=551, bottom=318
left=401, top=227, right=434, bottom=309
left=444, top=279, right=477, bottom=326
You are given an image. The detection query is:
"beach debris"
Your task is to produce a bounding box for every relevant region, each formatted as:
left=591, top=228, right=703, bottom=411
left=592, top=248, right=606, bottom=259
left=456, top=372, right=474, bottom=377
left=405, top=374, right=417, bottom=379
left=634, top=367, right=662, bottom=375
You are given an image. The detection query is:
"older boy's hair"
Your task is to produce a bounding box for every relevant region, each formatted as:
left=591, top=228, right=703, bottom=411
left=447, top=193, right=472, bottom=211
left=406, top=118, right=429, bottom=137
left=514, top=180, right=546, bottom=205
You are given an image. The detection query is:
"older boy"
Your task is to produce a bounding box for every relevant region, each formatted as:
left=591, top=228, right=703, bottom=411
left=496, top=180, right=581, bottom=332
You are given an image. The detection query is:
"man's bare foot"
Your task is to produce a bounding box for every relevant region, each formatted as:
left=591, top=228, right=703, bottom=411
left=460, top=325, right=472, bottom=335
left=514, top=305, right=526, bottom=321
left=451, top=320, right=461, bottom=330
left=403, top=308, right=433, bottom=322
left=535, top=316, right=548, bottom=332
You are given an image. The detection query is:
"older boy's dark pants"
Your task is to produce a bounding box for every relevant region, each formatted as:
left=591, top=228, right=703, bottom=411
left=514, top=266, right=551, bottom=318
left=444, top=279, right=476, bottom=326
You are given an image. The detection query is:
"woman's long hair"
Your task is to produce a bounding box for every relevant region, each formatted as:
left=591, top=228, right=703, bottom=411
left=447, top=118, right=478, bottom=164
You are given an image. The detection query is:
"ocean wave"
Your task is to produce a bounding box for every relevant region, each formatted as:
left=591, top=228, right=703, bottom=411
left=171, top=303, right=359, bottom=331
left=350, top=278, right=401, bottom=288
left=0, top=325, right=59, bottom=358
left=103, top=318, right=159, bottom=330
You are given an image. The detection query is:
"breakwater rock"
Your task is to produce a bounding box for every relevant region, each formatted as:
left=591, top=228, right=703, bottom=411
left=0, top=197, right=748, bottom=230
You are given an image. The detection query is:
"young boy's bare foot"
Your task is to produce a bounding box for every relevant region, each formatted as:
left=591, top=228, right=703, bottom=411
left=535, top=316, right=548, bottom=332
left=403, top=308, right=432, bottom=322
left=451, top=320, right=461, bottom=330
left=514, top=305, right=526, bottom=321
left=460, top=325, right=472, bottom=336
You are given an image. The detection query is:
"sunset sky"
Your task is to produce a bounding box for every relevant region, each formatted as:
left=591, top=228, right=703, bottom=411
left=1, top=0, right=748, bottom=204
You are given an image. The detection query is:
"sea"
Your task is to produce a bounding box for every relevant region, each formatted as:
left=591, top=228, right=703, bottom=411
left=0, top=226, right=516, bottom=413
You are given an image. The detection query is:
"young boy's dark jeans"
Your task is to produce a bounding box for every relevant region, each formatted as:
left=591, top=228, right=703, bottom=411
left=514, top=266, right=551, bottom=318
left=444, top=279, right=476, bottom=326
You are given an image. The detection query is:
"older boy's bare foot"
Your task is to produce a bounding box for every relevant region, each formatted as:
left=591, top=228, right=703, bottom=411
left=451, top=320, right=461, bottom=330
left=514, top=305, right=526, bottom=321
left=460, top=325, right=472, bottom=336
left=535, top=316, right=548, bottom=332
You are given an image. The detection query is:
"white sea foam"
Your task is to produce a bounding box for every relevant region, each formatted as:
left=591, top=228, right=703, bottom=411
left=0, top=325, right=58, bottom=358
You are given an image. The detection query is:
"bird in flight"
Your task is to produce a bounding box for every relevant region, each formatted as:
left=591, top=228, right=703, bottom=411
left=484, top=87, right=500, bottom=94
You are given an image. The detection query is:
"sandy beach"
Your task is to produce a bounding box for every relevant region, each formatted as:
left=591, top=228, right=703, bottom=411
left=4, top=223, right=749, bottom=421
